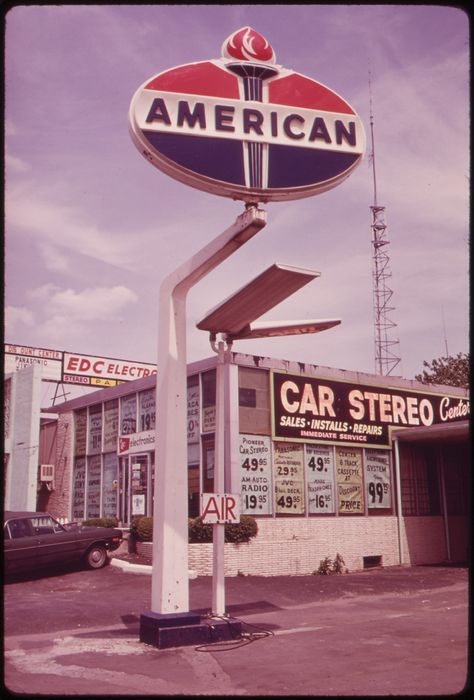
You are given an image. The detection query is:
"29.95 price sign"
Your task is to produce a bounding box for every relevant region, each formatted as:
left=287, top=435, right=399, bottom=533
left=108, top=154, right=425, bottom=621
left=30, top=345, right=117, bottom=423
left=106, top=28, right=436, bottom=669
left=364, top=448, right=391, bottom=509
left=239, top=434, right=273, bottom=515
left=273, top=442, right=305, bottom=514
left=305, top=444, right=335, bottom=513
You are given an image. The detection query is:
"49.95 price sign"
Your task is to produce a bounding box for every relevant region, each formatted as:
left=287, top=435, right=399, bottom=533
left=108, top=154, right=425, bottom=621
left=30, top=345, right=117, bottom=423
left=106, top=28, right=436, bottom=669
left=335, top=446, right=364, bottom=514
left=273, top=442, right=305, bottom=514
left=364, top=448, right=391, bottom=509
left=239, top=434, right=272, bottom=515
left=305, top=444, right=335, bottom=513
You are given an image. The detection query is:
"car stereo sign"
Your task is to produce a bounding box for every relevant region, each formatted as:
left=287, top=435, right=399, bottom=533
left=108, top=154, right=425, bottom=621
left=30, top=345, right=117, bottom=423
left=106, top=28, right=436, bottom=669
left=129, top=26, right=365, bottom=203
left=271, top=370, right=470, bottom=447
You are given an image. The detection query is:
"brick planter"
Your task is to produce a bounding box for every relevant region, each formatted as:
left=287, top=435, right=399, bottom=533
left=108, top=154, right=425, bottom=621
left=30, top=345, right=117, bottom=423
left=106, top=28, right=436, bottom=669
left=136, top=541, right=153, bottom=561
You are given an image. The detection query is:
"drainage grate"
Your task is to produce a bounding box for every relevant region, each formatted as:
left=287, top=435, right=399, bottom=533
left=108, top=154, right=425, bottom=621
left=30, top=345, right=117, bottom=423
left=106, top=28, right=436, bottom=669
left=363, top=555, right=382, bottom=569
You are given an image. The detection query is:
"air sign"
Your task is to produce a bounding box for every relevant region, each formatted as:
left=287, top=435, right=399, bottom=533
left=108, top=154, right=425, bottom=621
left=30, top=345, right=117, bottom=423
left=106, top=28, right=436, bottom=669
left=129, top=27, right=365, bottom=203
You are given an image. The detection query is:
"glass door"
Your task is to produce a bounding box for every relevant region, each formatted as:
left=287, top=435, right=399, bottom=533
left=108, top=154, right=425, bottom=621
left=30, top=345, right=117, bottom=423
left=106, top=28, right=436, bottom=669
left=129, top=454, right=150, bottom=521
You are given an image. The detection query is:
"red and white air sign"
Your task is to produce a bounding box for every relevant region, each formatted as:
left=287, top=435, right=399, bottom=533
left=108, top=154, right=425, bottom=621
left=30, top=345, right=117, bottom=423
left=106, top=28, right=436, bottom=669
left=201, top=493, right=240, bottom=524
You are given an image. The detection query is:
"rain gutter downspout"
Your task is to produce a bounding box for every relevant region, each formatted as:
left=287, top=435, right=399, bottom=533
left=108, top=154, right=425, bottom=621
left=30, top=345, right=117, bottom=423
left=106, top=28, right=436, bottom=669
left=393, top=436, right=404, bottom=565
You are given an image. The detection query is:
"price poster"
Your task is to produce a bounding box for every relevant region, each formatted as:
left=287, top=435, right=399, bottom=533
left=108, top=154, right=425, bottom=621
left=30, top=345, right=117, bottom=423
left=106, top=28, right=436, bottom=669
left=86, top=455, right=101, bottom=518
left=187, top=385, right=200, bottom=443
left=364, top=448, right=391, bottom=509
left=74, top=409, right=87, bottom=456
left=72, top=458, right=86, bottom=520
left=120, top=395, right=137, bottom=435
left=88, top=406, right=102, bottom=455
left=139, top=388, right=156, bottom=433
left=103, top=400, right=119, bottom=451
left=335, top=446, right=364, bottom=514
left=305, top=444, right=335, bottom=514
left=239, top=434, right=272, bottom=515
left=102, top=453, right=118, bottom=517
left=273, top=442, right=305, bottom=515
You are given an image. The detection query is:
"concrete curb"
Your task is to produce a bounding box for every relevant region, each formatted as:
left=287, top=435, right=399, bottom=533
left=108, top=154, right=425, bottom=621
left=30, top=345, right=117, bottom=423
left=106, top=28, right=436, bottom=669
left=110, top=557, right=198, bottom=578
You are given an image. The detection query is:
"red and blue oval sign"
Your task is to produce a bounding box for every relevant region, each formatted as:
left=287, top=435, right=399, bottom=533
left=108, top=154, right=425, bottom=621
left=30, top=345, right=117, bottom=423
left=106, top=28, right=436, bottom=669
left=129, top=27, right=366, bottom=203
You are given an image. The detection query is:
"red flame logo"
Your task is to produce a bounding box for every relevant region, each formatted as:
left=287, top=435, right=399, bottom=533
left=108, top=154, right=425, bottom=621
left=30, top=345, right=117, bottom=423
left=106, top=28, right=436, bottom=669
left=222, top=27, right=276, bottom=64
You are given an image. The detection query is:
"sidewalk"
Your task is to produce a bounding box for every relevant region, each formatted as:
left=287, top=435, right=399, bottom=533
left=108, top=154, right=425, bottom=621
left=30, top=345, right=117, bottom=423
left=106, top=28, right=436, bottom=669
left=4, top=562, right=469, bottom=696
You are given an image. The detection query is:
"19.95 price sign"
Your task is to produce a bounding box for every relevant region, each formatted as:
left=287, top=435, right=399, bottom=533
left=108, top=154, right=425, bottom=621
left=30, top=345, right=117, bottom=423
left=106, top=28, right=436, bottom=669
left=239, top=434, right=273, bottom=515
left=305, top=444, right=335, bottom=513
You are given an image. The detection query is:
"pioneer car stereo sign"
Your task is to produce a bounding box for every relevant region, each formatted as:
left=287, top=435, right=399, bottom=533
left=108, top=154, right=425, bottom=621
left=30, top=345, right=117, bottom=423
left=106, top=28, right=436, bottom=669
left=129, top=27, right=366, bottom=203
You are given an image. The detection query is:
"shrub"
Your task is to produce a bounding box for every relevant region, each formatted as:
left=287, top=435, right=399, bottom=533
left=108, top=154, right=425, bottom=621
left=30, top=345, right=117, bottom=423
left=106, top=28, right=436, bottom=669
left=314, top=553, right=347, bottom=575
left=130, top=516, right=153, bottom=542
left=224, top=515, right=258, bottom=543
left=189, top=515, right=258, bottom=543
left=188, top=516, right=213, bottom=543
left=130, top=514, right=258, bottom=544
left=82, top=517, right=118, bottom=528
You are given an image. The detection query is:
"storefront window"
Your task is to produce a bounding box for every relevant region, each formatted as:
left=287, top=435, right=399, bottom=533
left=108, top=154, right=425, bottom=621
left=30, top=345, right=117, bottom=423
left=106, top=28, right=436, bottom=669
left=121, top=395, right=137, bottom=435
left=86, top=455, right=101, bottom=519
left=102, top=453, right=118, bottom=518
left=273, top=442, right=305, bottom=515
left=74, top=409, right=87, bottom=456
left=139, top=388, right=155, bottom=432
left=305, top=443, right=336, bottom=514
left=88, top=405, right=102, bottom=455
left=103, top=400, right=119, bottom=451
left=201, top=370, right=216, bottom=433
left=364, top=449, right=392, bottom=510
left=400, top=444, right=440, bottom=516
left=72, top=457, right=86, bottom=520
left=335, top=446, right=365, bottom=515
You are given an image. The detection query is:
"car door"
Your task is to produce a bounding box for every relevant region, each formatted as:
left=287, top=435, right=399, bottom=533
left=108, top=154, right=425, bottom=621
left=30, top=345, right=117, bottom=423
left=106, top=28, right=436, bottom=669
left=4, top=518, right=39, bottom=573
left=31, top=516, right=81, bottom=567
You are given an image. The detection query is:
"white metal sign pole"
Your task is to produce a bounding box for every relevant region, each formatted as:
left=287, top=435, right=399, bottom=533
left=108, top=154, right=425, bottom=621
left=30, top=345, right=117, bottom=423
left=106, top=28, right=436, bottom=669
left=212, top=339, right=226, bottom=616
left=151, top=206, right=267, bottom=614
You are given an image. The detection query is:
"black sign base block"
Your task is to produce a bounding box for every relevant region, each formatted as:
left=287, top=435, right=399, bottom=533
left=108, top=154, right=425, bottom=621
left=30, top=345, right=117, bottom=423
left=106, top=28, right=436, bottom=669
left=139, top=610, right=242, bottom=649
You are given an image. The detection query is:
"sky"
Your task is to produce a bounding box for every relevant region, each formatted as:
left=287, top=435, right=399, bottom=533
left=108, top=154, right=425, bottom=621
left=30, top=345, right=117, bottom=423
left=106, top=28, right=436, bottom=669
left=4, top=4, right=470, bottom=404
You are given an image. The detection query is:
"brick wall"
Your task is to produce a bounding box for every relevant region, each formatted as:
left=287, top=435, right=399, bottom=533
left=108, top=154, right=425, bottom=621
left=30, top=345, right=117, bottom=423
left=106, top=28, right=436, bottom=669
left=136, top=514, right=450, bottom=575
left=43, top=414, right=74, bottom=519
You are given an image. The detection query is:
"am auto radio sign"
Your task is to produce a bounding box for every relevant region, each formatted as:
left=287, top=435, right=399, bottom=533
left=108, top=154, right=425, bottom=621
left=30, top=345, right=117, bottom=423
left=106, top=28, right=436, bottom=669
left=271, top=370, right=470, bottom=448
left=129, top=27, right=365, bottom=203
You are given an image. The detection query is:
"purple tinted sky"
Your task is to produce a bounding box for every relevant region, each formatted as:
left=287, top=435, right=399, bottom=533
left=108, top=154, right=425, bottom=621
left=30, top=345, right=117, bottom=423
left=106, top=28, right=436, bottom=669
left=5, top=5, right=469, bottom=402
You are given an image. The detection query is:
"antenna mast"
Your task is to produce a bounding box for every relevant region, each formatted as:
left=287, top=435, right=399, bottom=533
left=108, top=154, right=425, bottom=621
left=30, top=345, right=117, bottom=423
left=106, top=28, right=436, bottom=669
left=369, top=69, right=401, bottom=376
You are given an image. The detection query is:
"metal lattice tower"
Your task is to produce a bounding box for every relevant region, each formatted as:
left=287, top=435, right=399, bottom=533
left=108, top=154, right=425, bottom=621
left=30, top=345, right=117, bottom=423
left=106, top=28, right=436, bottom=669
left=369, top=71, right=401, bottom=375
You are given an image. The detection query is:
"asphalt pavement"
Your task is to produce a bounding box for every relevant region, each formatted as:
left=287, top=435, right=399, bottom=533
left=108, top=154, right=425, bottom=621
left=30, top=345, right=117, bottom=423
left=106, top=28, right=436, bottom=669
left=3, top=559, right=469, bottom=696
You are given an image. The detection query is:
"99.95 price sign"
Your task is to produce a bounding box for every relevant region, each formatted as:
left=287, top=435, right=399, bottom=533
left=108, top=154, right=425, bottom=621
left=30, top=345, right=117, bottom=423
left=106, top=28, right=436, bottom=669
left=364, top=448, right=391, bottom=508
left=239, top=434, right=273, bottom=515
left=305, top=444, right=335, bottom=513
left=273, top=442, right=305, bottom=514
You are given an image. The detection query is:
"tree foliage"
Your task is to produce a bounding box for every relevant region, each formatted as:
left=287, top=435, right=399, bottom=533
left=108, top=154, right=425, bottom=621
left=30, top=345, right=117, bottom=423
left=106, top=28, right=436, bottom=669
left=414, top=352, right=470, bottom=388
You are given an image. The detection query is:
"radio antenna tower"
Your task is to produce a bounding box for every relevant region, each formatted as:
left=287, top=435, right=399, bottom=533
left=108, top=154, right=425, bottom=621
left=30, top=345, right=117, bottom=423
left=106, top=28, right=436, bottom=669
left=368, top=69, right=401, bottom=376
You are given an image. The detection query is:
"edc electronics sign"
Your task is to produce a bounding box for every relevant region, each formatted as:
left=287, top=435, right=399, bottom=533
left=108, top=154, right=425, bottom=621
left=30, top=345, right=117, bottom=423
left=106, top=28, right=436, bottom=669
left=129, top=26, right=365, bottom=203
left=271, top=370, right=470, bottom=448
left=62, top=352, right=157, bottom=387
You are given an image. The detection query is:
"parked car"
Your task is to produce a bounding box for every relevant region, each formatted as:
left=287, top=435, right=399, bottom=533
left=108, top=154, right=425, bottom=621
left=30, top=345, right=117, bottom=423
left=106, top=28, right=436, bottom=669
left=4, top=511, right=123, bottom=574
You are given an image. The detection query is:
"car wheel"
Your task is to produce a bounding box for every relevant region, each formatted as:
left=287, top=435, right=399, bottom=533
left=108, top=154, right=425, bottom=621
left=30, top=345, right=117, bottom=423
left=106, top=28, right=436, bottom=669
left=86, top=545, right=108, bottom=569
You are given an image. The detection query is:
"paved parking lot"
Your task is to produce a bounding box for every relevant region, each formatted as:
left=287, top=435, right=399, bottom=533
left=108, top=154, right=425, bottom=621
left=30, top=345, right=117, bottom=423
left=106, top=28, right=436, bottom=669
left=4, top=562, right=469, bottom=696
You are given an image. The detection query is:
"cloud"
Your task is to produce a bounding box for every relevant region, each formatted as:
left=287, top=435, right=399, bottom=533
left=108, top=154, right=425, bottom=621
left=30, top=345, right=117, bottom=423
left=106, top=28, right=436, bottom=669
left=5, top=306, right=35, bottom=334
left=45, top=285, right=139, bottom=321
left=6, top=187, right=141, bottom=272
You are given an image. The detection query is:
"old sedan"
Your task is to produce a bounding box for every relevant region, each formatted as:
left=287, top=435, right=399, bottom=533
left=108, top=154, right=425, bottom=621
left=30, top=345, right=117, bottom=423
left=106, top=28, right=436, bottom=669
left=4, top=512, right=123, bottom=575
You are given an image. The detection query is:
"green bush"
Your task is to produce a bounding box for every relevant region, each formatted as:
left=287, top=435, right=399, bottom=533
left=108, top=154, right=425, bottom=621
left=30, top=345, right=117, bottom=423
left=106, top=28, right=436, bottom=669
left=130, top=516, right=153, bottom=542
left=81, top=517, right=119, bottom=528
left=188, top=515, right=258, bottom=544
left=130, top=514, right=258, bottom=544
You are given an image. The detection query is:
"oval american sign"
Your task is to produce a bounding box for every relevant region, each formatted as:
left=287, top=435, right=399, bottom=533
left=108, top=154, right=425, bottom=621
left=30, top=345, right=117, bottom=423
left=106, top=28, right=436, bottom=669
left=129, top=27, right=366, bottom=203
